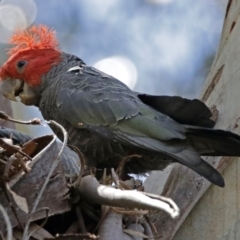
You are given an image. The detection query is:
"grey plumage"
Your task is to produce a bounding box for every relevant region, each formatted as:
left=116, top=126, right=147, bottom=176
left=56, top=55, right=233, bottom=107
left=3, top=26, right=239, bottom=188
left=32, top=53, right=240, bottom=187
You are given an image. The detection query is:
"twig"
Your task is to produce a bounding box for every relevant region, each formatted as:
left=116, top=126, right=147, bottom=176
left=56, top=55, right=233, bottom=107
left=116, top=154, right=142, bottom=177
left=75, top=206, right=87, bottom=234
left=1, top=182, right=24, bottom=229
left=144, top=215, right=157, bottom=235
left=23, top=120, right=68, bottom=240
left=93, top=205, right=109, bottom=233
left=0, top=111, right=41, bottom=125
left=111, top=168, right=120, bottom=187
left=78, top=175, right=180, bottom=218
left=0, top=138, right=32, bottom=161
left=142, top=221, right=154, bottom=239
left=111, top=207, right=148, bottom=215
left=45, top=233, right=98, bottom=239
left=27, top=208, right=50, bottom=238
left=0, top=203, right=12, bottom=240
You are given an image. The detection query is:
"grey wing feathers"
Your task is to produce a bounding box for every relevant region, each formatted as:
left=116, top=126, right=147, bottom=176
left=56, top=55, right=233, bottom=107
left=56, top=66, right=186, bottom=142
left=55, top=65, right=225, bottom=187
left=137, top=94, right=215, bottom=128
left=56, top=66, right=139, bottom=127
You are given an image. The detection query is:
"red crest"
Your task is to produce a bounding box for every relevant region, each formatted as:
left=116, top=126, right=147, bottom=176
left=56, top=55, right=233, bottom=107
left=8, top=25, right=59, bottom=57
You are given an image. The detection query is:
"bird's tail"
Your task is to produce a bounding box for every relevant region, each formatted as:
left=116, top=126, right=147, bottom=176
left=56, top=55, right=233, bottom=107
left=186, top=127, right=240, bottom=156
left=179, top=156, right=225, bottom=187
left=171, top=126, right=240, bottom=187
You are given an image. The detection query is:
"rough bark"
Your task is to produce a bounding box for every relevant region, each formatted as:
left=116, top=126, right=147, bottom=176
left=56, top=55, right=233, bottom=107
left=144, top=0, right=240, bottom=239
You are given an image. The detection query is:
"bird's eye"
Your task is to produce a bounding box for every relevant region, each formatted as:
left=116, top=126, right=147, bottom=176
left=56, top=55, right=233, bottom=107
left=17, top=60, right=27, bottom=69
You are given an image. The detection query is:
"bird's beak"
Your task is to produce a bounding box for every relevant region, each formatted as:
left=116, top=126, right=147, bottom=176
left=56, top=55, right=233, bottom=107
left=0, top=78, right=39, bottom=106
left=0, top=78, right=22, bottom=102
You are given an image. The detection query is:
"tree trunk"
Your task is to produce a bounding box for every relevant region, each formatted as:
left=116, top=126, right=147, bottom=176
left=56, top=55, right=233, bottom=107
left=144, top=0, right=240, bottom=239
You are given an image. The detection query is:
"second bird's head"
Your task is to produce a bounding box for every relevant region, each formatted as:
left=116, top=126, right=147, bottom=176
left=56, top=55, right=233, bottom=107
left=0, top=25, right=62, bottom=106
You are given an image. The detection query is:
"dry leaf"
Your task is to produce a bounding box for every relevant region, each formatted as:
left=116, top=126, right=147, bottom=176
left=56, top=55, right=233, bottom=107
left=6, top=183, right=29, bottom=213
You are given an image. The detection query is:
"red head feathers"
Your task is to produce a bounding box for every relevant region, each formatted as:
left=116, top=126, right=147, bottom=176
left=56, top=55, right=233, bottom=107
left=8, top=25, right=59, bottom=57
left=0, top=25, right=61, bottom=86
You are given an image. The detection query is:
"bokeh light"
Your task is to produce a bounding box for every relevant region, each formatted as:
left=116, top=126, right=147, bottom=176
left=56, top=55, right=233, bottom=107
left=0, top=0, right=37, bottom=43
left=0, top=5, right=27, bottom=30
left=94, top=56, right=138, bottom=89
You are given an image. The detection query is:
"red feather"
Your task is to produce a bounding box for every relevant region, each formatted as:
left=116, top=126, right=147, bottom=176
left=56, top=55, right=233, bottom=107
left=0, top=25, right=61, bottom=86
left=8, top=25, right=59, bottom=57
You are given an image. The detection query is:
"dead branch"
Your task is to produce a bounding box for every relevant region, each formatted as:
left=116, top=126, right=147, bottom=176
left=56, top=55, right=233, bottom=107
left=0, top=111, right=41, bottom=125
left=78, top=175, right=179, bottom=218
left=45, top=233, right=98, bottom=239
left=0, top=138, right=32, bottom=161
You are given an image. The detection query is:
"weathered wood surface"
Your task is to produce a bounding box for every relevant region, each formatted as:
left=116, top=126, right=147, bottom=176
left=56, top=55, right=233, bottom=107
left=145, top=0, right=240, bottom=239
left=174, top=0, right=240, bottom=238
left=174, top=157, right=240, bottom=240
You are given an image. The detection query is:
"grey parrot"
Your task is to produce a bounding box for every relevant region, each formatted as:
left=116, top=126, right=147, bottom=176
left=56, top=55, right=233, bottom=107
left=1, top=25, right=240, bottom=187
